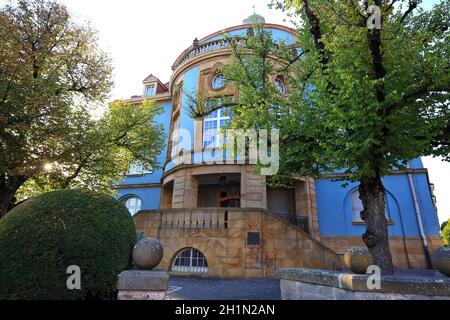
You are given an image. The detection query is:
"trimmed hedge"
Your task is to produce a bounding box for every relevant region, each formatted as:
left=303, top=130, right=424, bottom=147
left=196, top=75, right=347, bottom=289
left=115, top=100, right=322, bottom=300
left=0, top=189, right=136, bottom=300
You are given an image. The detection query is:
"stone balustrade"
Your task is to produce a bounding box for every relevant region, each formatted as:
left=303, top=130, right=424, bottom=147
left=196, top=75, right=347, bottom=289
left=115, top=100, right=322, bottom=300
left=172, top=38, right=244, bottom=71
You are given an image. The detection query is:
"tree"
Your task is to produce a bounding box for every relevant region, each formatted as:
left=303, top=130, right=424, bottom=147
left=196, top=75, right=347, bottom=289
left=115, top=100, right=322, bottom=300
left=192, top=1, right=449, bottom=274
left=0, top=0, right=164, bottom=216
left=442, top=219, right=450, bottom=245
left=16, top=100, right=164, bottom=202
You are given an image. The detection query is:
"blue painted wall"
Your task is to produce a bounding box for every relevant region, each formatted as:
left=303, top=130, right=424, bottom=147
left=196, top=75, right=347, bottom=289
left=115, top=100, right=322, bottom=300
left=117, top=187, right=161, bottom=212
left=316, top=170, right=440, bottom=238
left=117, top=101, right=172, bottom=187
left=179, top=66, right=199, bottom=152
left=116, top=101, right=172, bottom=211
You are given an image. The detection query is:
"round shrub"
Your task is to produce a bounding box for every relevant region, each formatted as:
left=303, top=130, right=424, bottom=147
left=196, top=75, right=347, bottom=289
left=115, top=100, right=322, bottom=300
left=0, top=189, right=136, bottom=300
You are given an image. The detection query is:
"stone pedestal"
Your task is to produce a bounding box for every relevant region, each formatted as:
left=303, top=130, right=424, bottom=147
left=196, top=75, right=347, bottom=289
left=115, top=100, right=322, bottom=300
left=117, top=270, right=169, bottom=300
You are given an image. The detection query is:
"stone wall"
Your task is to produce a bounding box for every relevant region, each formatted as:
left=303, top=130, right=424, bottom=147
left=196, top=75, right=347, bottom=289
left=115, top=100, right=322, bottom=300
left=134, top=208, right=341, bottom=278
left=321, top=236, right=443, bottom=269
left=277, top=268, right=450, bottom=300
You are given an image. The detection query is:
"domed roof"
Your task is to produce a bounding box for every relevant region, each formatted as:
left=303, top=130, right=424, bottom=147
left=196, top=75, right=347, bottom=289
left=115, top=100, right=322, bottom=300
left=242, top=13, right=266, bottom=25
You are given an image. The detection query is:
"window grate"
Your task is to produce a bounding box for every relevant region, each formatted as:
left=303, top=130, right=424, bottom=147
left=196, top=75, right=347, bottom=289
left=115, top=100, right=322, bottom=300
left=172, top=248, right=208, bottom=273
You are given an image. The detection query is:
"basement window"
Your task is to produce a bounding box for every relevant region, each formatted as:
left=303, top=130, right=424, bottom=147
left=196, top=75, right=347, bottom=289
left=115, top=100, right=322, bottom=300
left=172, top=248, right=208, bottom=273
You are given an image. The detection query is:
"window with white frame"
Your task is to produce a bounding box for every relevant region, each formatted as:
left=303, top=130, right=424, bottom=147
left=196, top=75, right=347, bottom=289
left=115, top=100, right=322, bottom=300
left=128, top=161, right=143, bottom=175
left=275, top=78, right=285, bottom=95
left=145, top=85, right=156, bottom=97
left=128, top=161, right=152, bottom=175
left=123, top=196, right=142, bottom=216
left=203, top=107, right=230, bottom=148
left=171, top=116, right=181, bottom=157
left=172, top=248, right=208, bottom=273
left=350, top=189, right=390, bottom=222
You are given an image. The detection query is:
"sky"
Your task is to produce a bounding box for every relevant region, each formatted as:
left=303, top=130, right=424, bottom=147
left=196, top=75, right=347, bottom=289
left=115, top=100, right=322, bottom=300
left=59, top=0, right=448, bottom=223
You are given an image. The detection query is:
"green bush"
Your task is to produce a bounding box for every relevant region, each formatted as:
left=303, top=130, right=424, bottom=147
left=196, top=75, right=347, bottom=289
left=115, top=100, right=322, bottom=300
left=0, top=189, right=136, bottom=300
left=443, top=219, right=450, bottom=246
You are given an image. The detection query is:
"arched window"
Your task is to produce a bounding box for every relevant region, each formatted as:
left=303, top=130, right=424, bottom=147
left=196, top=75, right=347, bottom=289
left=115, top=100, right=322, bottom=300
left=122, top=196, right=142, bottom=216
left=212, top=74, right=226, bottom=90
left=350, top=189, right=390, bottom=222
left=275, top=78, right=285, bottom=95
left=172, top=248, right=208, bottom=273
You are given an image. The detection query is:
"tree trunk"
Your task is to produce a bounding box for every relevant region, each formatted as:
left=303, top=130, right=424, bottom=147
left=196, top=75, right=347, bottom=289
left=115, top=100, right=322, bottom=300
left=359, top=176, right=395, bottom=275
left=0, top=175, right=28, bottom=218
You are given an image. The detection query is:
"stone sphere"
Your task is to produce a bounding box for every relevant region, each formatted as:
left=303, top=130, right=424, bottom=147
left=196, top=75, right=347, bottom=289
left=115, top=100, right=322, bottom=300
left=132, top=238, right=163, bottom=270
left=344, top=246, right=373, bottom=274
left=432, top=246, right=450, bottom=277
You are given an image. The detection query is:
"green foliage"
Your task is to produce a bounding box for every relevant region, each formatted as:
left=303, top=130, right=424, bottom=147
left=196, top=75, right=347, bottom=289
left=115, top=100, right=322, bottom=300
left=0, top=0, right=113, bottom=177
left=210, top=1, right=450, bottom=183
left=0, top=189, right=136, bottom=300
left=443, top=219, right=450, bottom=246
left=0, top=0, right=165, bottom=213
left=16, top=100, right=165, bottom=200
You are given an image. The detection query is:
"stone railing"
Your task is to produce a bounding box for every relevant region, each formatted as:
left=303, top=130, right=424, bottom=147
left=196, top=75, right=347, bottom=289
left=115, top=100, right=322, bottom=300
left=172, top=37, right=245, bottom=71
left=140, top=207, right=309, bottom=234
left=172, top=34, right=301, bottom=71
left=159, top=208, right=229, bottom=230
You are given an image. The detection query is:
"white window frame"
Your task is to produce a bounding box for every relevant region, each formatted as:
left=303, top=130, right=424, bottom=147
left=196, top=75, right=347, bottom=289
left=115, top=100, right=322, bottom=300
left=123, top=196, right=142, bottom=216
left=145, top=84, right=156, bottom=97
left=172, top=248, right=208, bottom=273
left=128, top=161, right=143, bottom=175
left=171, top=116, right=181, bottom=157
left=128, top=160, right=153, bottom=175
left=203, top=107, right=230, bottom=148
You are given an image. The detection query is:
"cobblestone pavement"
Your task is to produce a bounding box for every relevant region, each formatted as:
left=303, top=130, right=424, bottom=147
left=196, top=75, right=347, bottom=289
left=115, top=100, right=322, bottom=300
left=167, top=277, right=281, bottom=300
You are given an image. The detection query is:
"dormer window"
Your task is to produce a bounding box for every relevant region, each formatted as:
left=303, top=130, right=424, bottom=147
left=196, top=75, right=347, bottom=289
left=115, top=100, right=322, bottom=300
left=128, top=160, right=152, bottom=175
left=145, top=84, right=156, bottom=97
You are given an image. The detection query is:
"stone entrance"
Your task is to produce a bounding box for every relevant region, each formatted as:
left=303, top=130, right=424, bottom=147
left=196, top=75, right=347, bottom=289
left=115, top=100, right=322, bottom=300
left=134, top=207, right=341, bottom=278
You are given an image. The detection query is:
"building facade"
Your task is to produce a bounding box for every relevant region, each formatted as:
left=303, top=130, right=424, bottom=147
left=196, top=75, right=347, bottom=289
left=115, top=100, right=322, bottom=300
left=116, top=14, right=442, bottom=278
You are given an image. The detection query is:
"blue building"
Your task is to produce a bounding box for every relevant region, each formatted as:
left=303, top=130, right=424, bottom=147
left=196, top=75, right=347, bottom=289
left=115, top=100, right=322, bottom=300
left=115, top=14, right=442, bottom=277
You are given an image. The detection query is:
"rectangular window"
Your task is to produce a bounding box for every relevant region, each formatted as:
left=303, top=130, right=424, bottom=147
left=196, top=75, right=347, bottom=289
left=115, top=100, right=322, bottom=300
left=128, top=161, right=152, bottom=175
left=171, top=116, right=181, bottom=157
left=145, top=85, right=156, bottom=97
left=203, top=107, right=230, bottom=148
left=128, top=161, right=143, bottom=175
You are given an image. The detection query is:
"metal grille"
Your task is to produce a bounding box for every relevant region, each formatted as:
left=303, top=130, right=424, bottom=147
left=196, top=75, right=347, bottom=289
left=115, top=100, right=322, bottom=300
left=172, top=248, right=208, bottom=273
left=277, top=214, right=309, bottom=234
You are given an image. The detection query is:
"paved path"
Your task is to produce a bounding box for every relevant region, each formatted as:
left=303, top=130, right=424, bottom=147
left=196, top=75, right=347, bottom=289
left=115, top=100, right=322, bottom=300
left=167, top=277, right=281, bottom=300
